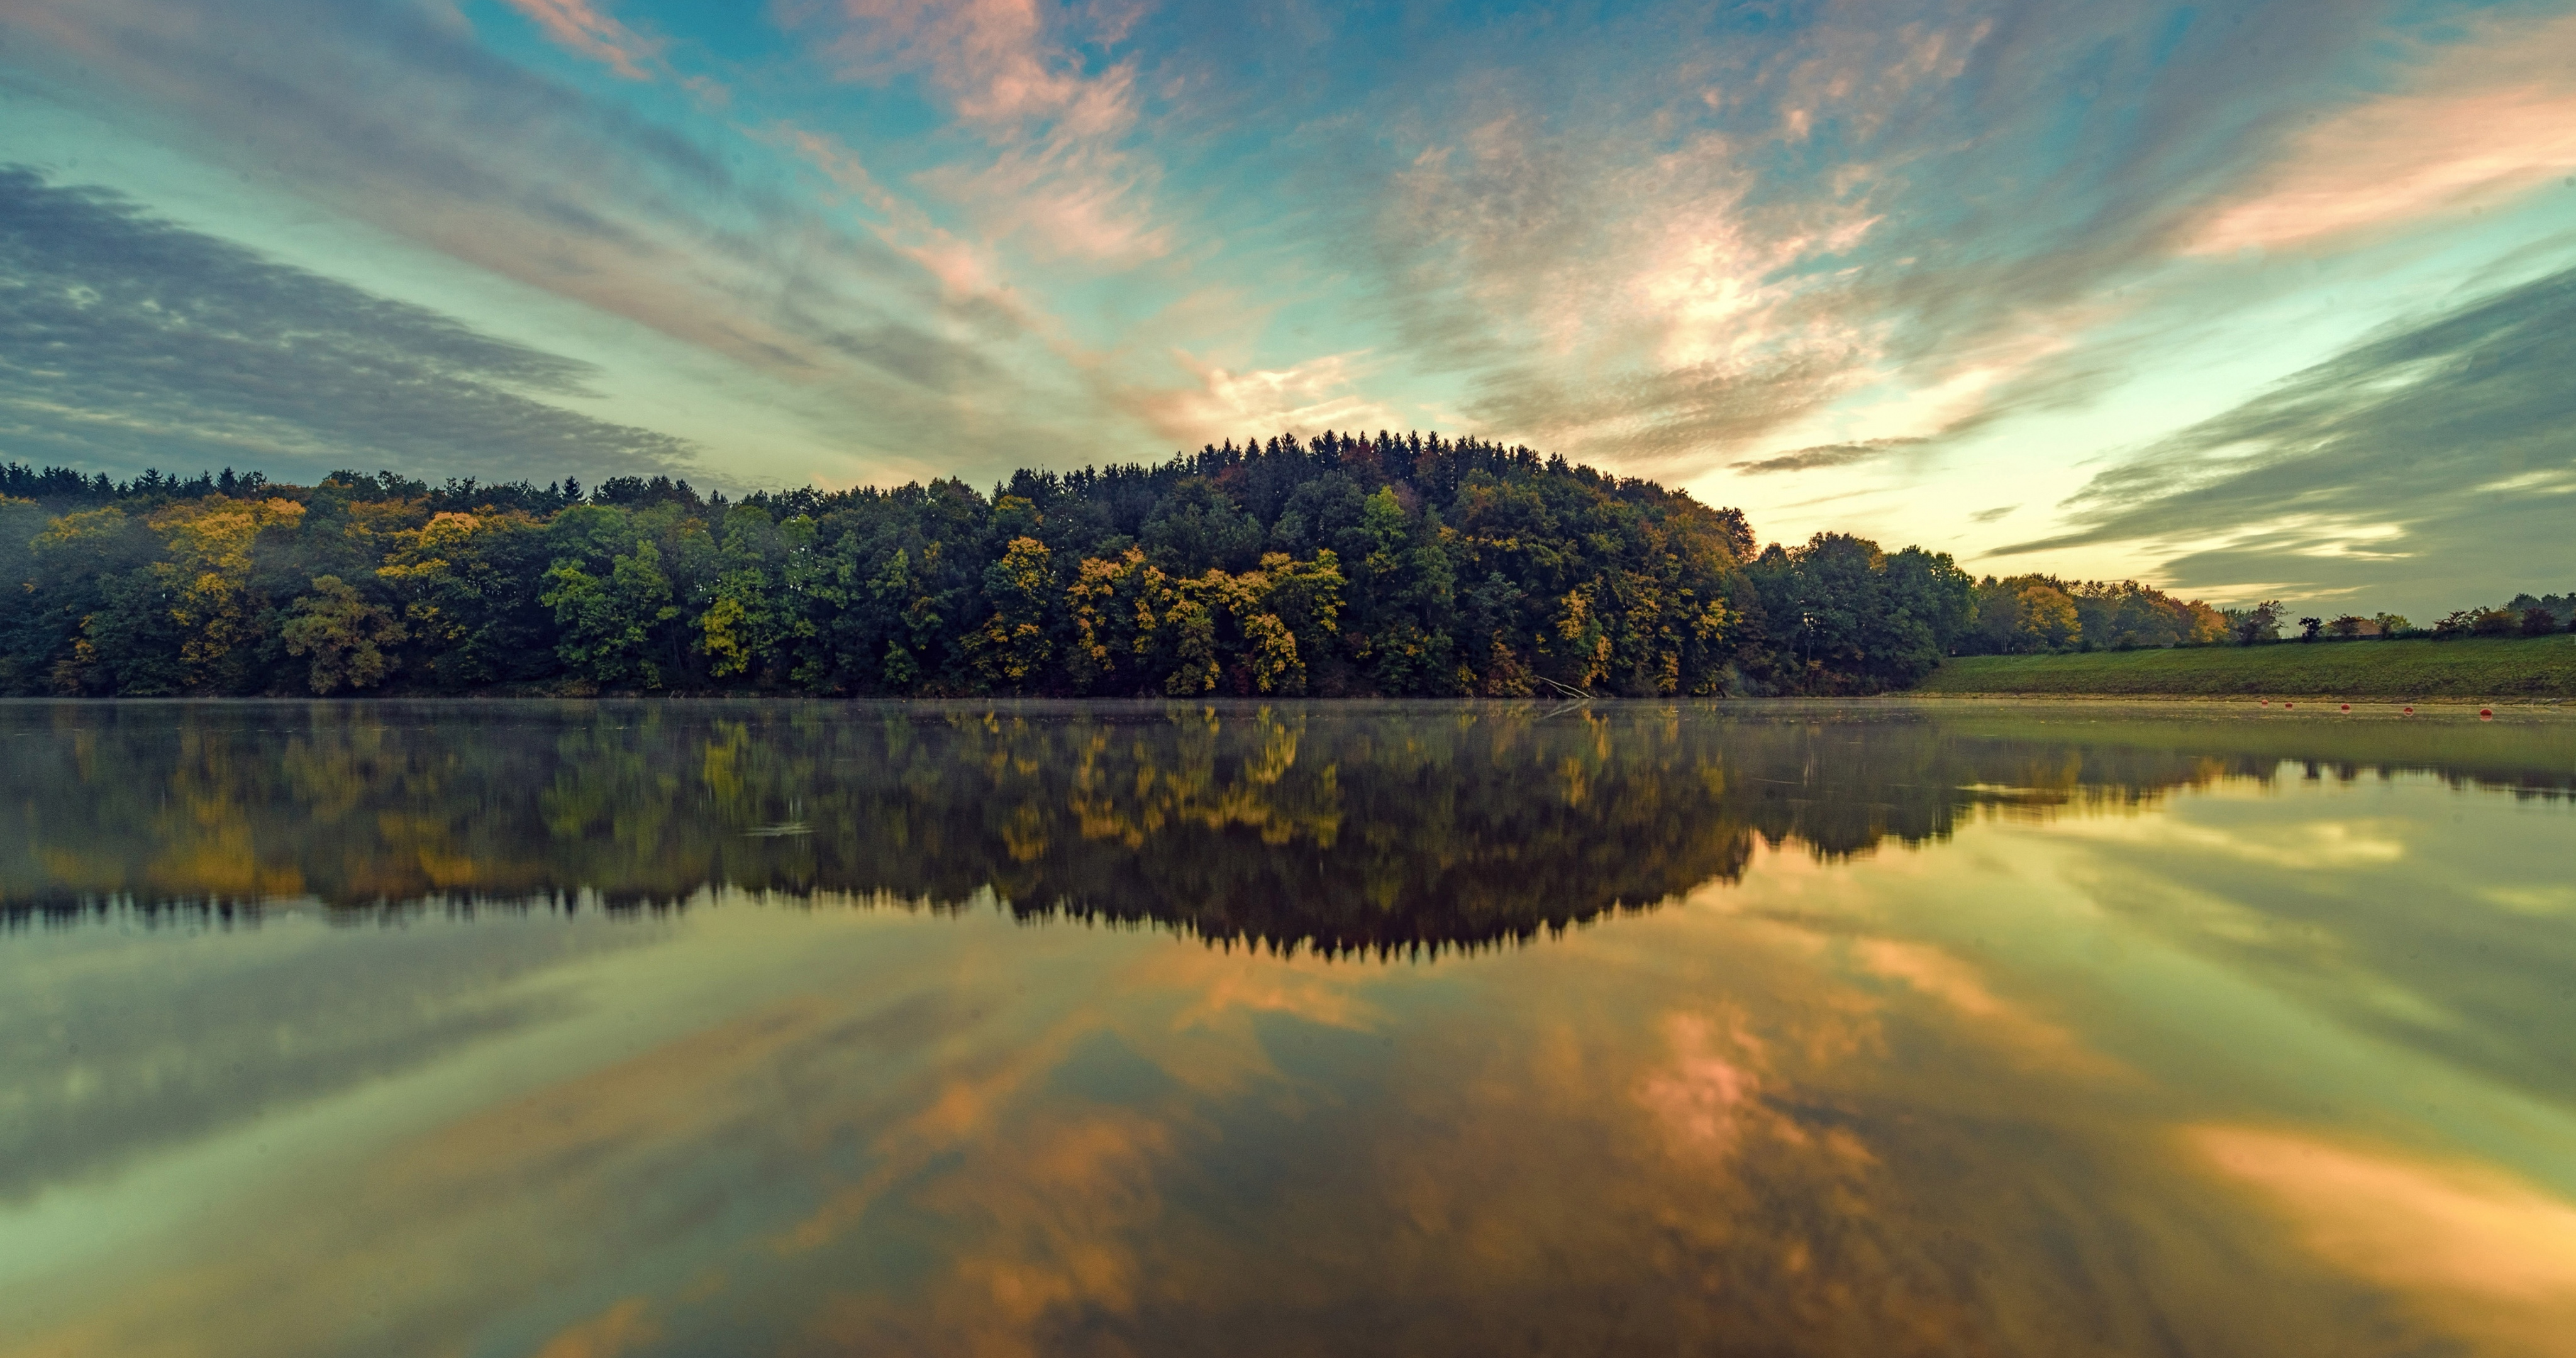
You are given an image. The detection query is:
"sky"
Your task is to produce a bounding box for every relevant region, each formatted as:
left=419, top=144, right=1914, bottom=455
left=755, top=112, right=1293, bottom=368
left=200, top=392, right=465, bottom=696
left=1, top=0, right=2572, bottom=616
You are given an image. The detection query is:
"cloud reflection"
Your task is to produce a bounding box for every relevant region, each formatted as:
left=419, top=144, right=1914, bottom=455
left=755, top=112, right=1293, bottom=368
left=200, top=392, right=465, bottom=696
left=6, top=719, right=2575, bottom=1355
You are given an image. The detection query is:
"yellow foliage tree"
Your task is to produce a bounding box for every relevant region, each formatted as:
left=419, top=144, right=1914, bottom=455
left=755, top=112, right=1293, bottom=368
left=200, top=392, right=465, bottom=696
left=280, top=575, right=408, bottom=693
left=148, top=497, right=306, bottom=684
left=969, top=535, right=1056, bottom=688
left=2012, top=583, right=2080, bottom=651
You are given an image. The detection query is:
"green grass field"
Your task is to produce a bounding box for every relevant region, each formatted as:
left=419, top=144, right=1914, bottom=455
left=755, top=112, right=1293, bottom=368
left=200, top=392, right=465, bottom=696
left=1916, top=636, right=2576, bottom=700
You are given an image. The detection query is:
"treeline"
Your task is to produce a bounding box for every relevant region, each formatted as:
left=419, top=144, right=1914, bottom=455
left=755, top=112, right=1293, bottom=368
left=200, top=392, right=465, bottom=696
left=2199, top=595, right=2573, bottom=646
left=0, top=432, right=1988, bottom=698
left=1960, top=575, right=2576, bottom=653
left=1958, top=574, right=2229, bottom=654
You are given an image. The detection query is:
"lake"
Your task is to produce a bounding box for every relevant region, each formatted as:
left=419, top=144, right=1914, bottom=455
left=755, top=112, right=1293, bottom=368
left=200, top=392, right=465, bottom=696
left=3, top=699, right=2572, bottom=1357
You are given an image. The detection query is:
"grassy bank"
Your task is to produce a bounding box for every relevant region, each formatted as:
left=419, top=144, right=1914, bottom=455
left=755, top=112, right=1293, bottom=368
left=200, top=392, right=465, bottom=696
left=1918, top=636, right=2576, bottom=699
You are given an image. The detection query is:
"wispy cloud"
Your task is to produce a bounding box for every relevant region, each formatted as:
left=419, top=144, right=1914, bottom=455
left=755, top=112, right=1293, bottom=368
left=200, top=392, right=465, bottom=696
left=0, top=0, right=1170, bottom=482
left=1735, top=437, right=1928, bottom=477
left=501, top=0, right=661, bottom=80
left=0, top=167, right=697, bottom=481
left=786, top=0, right=1168, bottom=264
left=1997, top=265, right=2576, bottom=612
left=2185, top=11, right=2576, bottom=256
left=1277, top=0, right=2468, bottom=482
left=1118, top=350, right=1406, bottom=444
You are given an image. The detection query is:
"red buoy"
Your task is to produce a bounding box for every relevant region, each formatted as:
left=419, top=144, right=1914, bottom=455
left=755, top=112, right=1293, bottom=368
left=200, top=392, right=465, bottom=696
left=2340, top=704, right=2350, bottom=712
left=2480, top=709, right=2495, bottom=720
left=2402, top=706, right=2414, bottom=715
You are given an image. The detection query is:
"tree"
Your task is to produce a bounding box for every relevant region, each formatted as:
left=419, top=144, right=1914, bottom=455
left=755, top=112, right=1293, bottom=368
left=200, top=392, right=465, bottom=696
left=1141, top=479, right=1262, bottom=576
left=1350, top=487, right=1460, bottom=695
left=2016, top=585, right=2080, bottom=651
left=1224, top=551, right=1346, bottom=695
left=697, top=505, right=803, bottom=683
left=969, top=535, right=1057, bottom=690
left=148, top=495, right=308, bottom=690
left=1063, top=548, right=1170, bottom=695
left=543, top=539, right=679, bottom=687
left=281, top=576, right=408, bottom=693
left=378, top=511, right=557, bottom=688
left=2297, top=616, right=2323, bottom=643
left=2229, top=601, right=2283, bottom=646
left=1743, top=534, right=1969, bottom=693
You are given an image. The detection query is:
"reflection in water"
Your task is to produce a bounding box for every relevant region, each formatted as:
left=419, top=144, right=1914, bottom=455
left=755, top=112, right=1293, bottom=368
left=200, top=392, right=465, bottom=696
left=1, top=701, right=2572, bottom=1358
left=7, top=700, right=2568, bottom=949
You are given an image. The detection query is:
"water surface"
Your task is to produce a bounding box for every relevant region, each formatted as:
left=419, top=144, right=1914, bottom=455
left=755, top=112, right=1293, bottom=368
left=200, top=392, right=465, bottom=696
left=4, top=700, right=2573, bottom=1357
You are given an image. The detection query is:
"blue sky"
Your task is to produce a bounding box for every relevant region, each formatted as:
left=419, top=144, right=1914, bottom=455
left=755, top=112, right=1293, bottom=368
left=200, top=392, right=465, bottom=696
left=2, top=0, right=2572, bottom=615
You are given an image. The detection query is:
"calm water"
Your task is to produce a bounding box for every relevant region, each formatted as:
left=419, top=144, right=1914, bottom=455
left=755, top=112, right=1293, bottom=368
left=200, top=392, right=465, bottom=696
left=3, top=700, right=2573, bottom=1357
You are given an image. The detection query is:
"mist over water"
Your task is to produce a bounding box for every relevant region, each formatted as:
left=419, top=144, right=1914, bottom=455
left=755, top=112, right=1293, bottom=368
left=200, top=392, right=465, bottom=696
left=3, top=700, right=2572, bottom=1357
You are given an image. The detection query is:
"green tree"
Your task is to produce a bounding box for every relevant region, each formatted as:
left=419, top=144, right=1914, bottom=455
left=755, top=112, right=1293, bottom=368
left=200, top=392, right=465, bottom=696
left=544, top=539, right=679, bottom=687
left=699, top=505, right=801, bottom=683
left=378, top=511, right=557, bottom=688
left=1351, top=488, right=1460, bottom=694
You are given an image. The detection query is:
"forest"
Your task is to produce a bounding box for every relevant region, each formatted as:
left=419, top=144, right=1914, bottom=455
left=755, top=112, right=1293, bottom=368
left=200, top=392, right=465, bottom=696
left=0, top=431, right=2019, bottom=698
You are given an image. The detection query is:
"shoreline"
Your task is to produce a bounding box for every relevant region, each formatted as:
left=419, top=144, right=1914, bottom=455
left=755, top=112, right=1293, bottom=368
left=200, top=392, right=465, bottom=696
left=1890, top=693, right=2573, bottom=717
left=3, top=692, right=2570, bottom=716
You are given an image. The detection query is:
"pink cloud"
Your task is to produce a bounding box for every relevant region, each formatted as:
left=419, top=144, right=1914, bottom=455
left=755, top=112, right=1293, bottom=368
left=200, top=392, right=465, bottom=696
left=782, top=0, right=1167, bottom=265
left=796, top=0, right=1109, bottom=130
left=501, top=0, right=658, bottom=80
left=2187, top=13, right=2576, bottom=255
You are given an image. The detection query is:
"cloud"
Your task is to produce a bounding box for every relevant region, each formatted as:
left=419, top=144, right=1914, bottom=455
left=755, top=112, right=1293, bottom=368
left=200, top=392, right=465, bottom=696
left=531, top=1297, right=660, bottom=1358
left=786, top=0, right=1168, bottom=265
left=0, top=167, right=699, bottom=481
left=2185, top=12, right=2576, bottom=255
left=1995, top=265, right=2576, bottom=615
left=0, top=0, right=1170, bottom=485
left=1265, top=0, right=2451, bottom=480
left=502, top=0, right=661, bottom=80
left=3, top=0, right=806, bottom=364
left=797, top=0, right=1100, bottom=129
left=1118, top=350, right=1408, bottom=445
left=1968, top=504, right=2017, bottom=522
left=1735, top=436, right=1929, bottom=476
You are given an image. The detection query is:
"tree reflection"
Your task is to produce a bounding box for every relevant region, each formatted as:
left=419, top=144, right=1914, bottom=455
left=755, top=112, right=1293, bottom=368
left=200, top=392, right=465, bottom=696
left=3, top=702, right=2568, bottom=952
